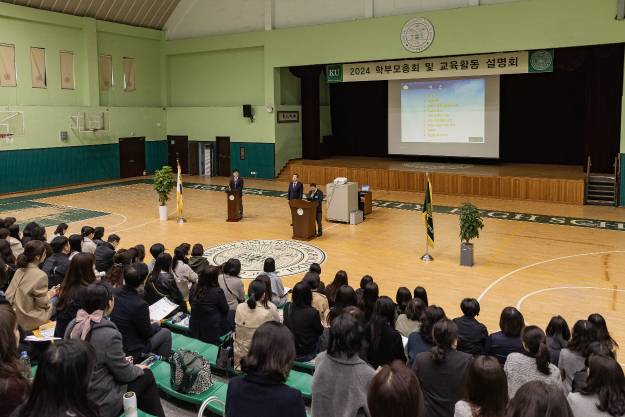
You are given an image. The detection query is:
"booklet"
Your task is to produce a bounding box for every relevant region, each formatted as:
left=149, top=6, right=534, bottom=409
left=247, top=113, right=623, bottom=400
left=149, top=297, right=179, bottom=321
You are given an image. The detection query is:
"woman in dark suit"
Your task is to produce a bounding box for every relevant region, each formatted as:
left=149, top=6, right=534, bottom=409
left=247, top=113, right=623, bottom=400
left=189, top=265, right=230, bottom=343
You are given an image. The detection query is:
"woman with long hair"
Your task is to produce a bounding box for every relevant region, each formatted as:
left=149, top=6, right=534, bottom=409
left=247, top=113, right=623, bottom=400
left=359, top=281, right=379, bottom=322
left=325, top=270, right=348, bottom=307
left=7, top=224, right=23, bottom=257
left=172, top=245, right=198, bottom=300
left=54, top=253, right=97, bottom=338
left=0, top=239, right=16, bottom=286
left=0, top=303, right=30, bottom=417
left=254, top=274, right=281, bottom=321
left=365, top=296, right=406, bottom=369
left=407, top=305, right=447, bottom=366
left=504, top=325, right=562, bottom=398
left=413, top=286, right=429, bottom=306
left=219, top=258, right=245, bottom=311
left=263, top=257, right=288, bottom=307
left=546, top=315, right=571, bottom=365
left=144, top=252, right=187, bottom=312
left=53, top=223, right=69, bottom=237
left=588, top=313, right=619, bottom=353
left=506, top=381, right=573, bottom=417
left=396, top=297, right=425, bottom=338
left=455, top=355, right=508, bottom=417
left=395, top=286, right=412, bottom=315
left=368, top=361, right=423, bottom=417
left=190, top=265, right=230, bottom=343
left=355, top=275, right=373, bottom=303
left=68, top=234, right=83, bottom=260
left=559, top=320, right=598, bottom=393
left=284, top=281, right=324, bottom=362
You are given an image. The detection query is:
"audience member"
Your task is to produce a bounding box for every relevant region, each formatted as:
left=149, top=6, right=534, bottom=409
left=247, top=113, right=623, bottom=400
left=355, top=275, right=374, bottom=303
left=189, top=264, right=230, bottom=343
left=396, top=286, right=412, bottom=315
left=0, top=303, right=30, bottom=417
left=0, top=238, right=16, bottom=282
left=413, top=319, right=472, bottom=417
left=263, top=257, right=288, bottom=307
left=504, top=325, right=562, bottom=398
left=188, top=243, right=208, bottom=273
left=54, top=253, right=97, bottom=338
left=42, top=235, right=70, bottom=288
left=172, top=245, right=198, bottom=300
left=303, top=263, right=323, bottom=291
left=368, top=361, right=423, bottom=417
left=559, top=319, right=598, bottom=393
left=80, top=226, right=97, bottom=254
left=326, top=270, right=349, bottom=307
left=505, top=381, right=573, bottom=417
left=329, top=284, right=358, bottom=320
left=233, top=280, right=277, bottom=368
left=68, top=234, right=83, bottom=260
left=414, top=286, right=429, bottom=306
left=21, top=222, right=37, bottom=245
left=110, top=265, right=172, bottom=361
left=485, top=307, right=525, bottom=365
left=312, top=312, right=375, bottom=417
left=53, top=222, right=68, bottom=237
left=252, top=274, right=281, bottom=322
left=588, top=313, right=619, bottom=353
left=227, top=322, right=306, bottom=417
left=284, top=281, right=324, bottom=362
left=6, top=240, right=56, bottom=331
left=407, top=305, right=447, bottom=366
left=360, top=281, right=379, bottom=322
left=545, top=315, right=571, bottom=366
left=455, top=355, right=508, bottom=417
left=65, top=282, right=165, bottom=417
left=133, top=244, right=146, bottom=263
left=453, top=298, right=488, bottom=356
left=147, top=243, right=165, bottom=273
left=219, top=258, right=245, bottom=311
left=303, top=271, right=330, bottom=325
left=104, top=249, right=131, bottom=288
left=144, top=252, right=187, bottom=313
left=92, top=227, right=105, bottom=246
left=366, top=296, right=407, bottom=368
left=0, top=258, right=9, bottom=293
left=7, top=224, right=24, bottom=257
left=396, top=297, right=425, bottom=338
left=94, top=234, right=120, bottom=272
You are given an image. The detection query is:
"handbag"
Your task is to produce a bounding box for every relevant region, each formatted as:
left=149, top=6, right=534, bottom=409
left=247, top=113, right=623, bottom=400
left=216, top=332, right=234, bottom=370
left=169, top=349, right=213, bottom=394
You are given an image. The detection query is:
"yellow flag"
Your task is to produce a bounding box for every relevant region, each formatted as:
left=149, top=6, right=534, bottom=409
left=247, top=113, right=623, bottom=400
left=176, top=160, right=183, bottom=217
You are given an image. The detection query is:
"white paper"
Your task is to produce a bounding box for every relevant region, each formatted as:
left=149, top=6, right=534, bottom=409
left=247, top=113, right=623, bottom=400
left=25, top=335, right=61, bottom=342
left=149, top=298, right=179, bottom=321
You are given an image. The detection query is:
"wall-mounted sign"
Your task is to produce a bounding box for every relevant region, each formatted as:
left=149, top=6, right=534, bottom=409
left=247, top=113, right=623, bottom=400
left=401, top=17, right=435, bottom=53
left=277, top=111, right=299, bottom=123
left=326, top=50, right=554, bottom=83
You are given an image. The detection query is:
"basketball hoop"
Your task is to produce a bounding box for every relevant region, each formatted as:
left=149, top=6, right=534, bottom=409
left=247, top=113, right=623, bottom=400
left=0, top=133, right=14, bottom=145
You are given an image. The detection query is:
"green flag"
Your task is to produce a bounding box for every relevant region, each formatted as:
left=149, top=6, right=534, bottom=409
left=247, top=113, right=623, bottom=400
left=422, top=178, right=434, bottom=247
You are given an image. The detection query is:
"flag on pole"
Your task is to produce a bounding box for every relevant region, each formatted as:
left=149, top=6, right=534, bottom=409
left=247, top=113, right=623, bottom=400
left=422, top=176, right=434, bottom=248
left=176, top=159, right=183, bottom=218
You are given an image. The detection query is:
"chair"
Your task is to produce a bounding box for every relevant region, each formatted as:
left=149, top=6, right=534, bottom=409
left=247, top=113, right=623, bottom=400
left=285, top=370, right=313, bottom=399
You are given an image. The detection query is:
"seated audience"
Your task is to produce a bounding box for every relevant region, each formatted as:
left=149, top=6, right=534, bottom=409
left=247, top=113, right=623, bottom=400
left=144, top=252, right=187, bottom=313
left=219, top=258, right=245, bottom=311
left=545, top=315, right=571, bottom=366
left=65, top=282, right=165, bottom=417
left=104, top=249, right=131, bottom=288
left=413, top=319, right=472, bottom=417
left=588, top=313, right=619, bottom=353
left=189, top=265, right=230, bottom=343
left=396, top=296, right=425, bottom=338
left=20, top=222, right=37, bottom=246
left=226, top=322, right=306, bottom=417
left=53, top=222, right=68, bottom=237
left=413, top=286, right=429, bottom=306
left=504, top=325, right=562, bottom=398
left=485, top=306, right=525, bottom=365
left=366, top=296, right=407, bottom=369
left=42, top=235, right=70, bottom=288
left=132, top=244, right=146, bottom=264
left=188, top=243, right=208, bottom=273
left=94, top=234, right=120, bottom=272
left=455, top=355, right=508, bottom=417
left=407, top=305, right=447, bottom=366
left=303, top=272, right=330, bottom=325
left=453, top=298, right=488, bottom=356
left=359, top=281, right=379, bottom=322
left=329, top=284, right=358, bottom=318
left=234, top=280, right=277, bottom=368
left=12, top=339, right=98, bottom=417
left=559, top=319, right=598, bottom=393
left=172, top=245, right=198, bottom=300
left=92, top=227, right=105, bottom=247
left=0, top=238, right=16, bottom=282
left=284, top=282, right=324, bottom=362
left=0, top=303, right=30, bottom=417
left=395, top=286, right=412, bottom=315
left=312, top=312, right=375, bottom=417
left=7, top=224, right=23, bottom=257
left=251, top=274, right=281, bottom=322
left=325, top=269, right=349, bottom=307
left=368, top=361, right=423, bottom=417
left=303, top=263, right=324, bottom=290
left=505, top=381, right=574, bottom=417
left=567, top=353, right=625, bottom=417
left=355, top=274, right=374, bottom=303
left=80, top=226, right=97, bottom=254
left=54, top=253, right=97, bottom=338
left=6, top=240, right=56, bottom=331
left=110, top=265, right=172, bottom=361
left=147, top=243, right=165, bottom=273
left=0, top=258, right=9, bottom=293
left=68, top=234, right=83, bottom=260
left=263, top=257, right=288, bottom=307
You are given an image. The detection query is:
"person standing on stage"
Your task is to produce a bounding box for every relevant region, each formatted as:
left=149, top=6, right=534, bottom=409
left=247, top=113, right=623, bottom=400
left=287, top=174, right=304, bottom=200
left=307, top=183, right=324, bottom=237
left=229, top=169, right=244, bottom=216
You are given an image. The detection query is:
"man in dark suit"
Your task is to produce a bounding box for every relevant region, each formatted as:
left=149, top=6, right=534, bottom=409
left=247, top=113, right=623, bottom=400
left=287, top=173, right=304, bottom=200
left=229, top=168, right=244, bottom=216
left=307, top=183, right=324, bottom=237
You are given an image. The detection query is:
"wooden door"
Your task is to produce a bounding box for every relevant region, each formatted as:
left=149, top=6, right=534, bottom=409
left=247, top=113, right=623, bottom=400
left=216, top=136, right=231, bottom=177
left=167, top=135, right=189, bottom=173
left=188, top=142, right=200, bottom=175
left=119, top=137, right=146, bottom=178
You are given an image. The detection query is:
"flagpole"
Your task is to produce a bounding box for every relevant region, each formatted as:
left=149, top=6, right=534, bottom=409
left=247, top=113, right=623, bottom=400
left=421, top=172, right=434, bottom=262
left=176, top=154, right=186, bottom=224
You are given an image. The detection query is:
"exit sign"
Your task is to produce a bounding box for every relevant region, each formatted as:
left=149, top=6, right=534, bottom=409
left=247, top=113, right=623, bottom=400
left=326, top=64, right=343, bottom=83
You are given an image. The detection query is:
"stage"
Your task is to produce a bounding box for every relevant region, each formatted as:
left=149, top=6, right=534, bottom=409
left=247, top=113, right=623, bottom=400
left=280, top=157, right=586, bottom=205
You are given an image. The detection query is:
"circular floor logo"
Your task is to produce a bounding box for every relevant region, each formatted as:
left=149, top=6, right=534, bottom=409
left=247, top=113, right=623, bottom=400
left=204, top=240, right=326, bottom=279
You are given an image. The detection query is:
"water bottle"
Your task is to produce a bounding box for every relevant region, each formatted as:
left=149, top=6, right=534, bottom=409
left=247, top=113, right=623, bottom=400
left=20, top=351, right=31, bottom=379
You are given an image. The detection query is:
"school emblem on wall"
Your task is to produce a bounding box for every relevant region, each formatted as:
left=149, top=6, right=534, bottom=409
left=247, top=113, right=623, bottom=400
left=204, top=240, right=326, bottom=279
left=401, top=17, right=435, bottom=53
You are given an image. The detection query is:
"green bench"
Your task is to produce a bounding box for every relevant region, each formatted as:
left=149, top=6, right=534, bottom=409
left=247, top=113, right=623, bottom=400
left=293, top=360, right=315, bottom=373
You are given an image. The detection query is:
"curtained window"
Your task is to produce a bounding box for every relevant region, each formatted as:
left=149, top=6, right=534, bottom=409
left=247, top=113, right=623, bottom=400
left=99, top=54, right=113, bottom=91
left=30, top=47, right=47, bottom=88
left=60, top=51, right=75, bottom=90
left=122, top=57, right=135, bottom=91
left=0, top=44, right=16, bottom=87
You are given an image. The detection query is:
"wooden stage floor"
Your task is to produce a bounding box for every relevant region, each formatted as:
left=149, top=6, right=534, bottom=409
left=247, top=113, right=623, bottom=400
left=283, top=157, right=587, bottom=205
left=3, top=176, right=625, bottom=356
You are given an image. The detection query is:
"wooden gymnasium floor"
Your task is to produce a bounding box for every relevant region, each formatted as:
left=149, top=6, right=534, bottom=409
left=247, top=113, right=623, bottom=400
left=3, top=175, right=625, bottom=352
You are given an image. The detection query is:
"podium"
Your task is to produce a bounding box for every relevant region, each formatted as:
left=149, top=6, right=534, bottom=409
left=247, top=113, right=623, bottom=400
left=226, top=190, right=242, bottom=222
left=289, top=200, right=318, bottom=240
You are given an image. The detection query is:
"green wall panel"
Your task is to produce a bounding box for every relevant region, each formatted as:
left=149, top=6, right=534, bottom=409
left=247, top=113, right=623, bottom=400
left=620, top=154, right=625, bottom=206
left=229, top=142, right=275, bottom=179
left=145, top=140, right=168, bottom=174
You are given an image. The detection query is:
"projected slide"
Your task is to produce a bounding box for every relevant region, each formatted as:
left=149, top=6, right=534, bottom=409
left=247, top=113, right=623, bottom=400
left=400, top=78, right=485, bottom=144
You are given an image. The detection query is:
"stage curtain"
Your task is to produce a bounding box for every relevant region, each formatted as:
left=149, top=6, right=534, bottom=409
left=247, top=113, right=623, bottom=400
left=290, top=65, right=323, bottom=159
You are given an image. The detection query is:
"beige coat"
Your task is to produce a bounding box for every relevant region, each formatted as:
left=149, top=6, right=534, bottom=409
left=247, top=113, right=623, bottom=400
left=312, top=291, right=330, bottom=327
left=6, top=264, right=51, bottom=331
left=233, top=303, right=275, bottom=368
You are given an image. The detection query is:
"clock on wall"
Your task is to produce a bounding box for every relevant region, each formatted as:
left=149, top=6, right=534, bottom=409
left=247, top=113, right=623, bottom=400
left=400, top=17, right=435, bottom=53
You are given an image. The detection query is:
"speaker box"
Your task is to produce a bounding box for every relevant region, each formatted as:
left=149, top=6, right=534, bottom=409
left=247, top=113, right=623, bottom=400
left=243, top=104, right=253, bottom=118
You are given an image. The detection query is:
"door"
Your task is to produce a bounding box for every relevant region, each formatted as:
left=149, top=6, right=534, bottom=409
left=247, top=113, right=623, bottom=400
left=216, top=136, right=231, bottom=177
left=167, top=135, right=189, bottom=173
left=189, top=141, right=200, bottom=175
left=201, top=143, right=212, bottom=176
left=119, top=137, right=146, bottom=178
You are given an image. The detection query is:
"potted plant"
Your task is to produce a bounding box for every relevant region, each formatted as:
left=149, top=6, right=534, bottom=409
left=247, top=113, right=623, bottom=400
left=153, top=166, right=176, bottom=221
left=459, top=202, right=484, bottom=266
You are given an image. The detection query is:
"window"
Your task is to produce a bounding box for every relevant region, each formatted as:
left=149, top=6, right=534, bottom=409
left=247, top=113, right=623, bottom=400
left=30, top=47, right=47, bottom=88
left=60, top=51, right=75, bottom=90
left=122, top=57, right=135, bottom=91
left=0, top=44, right=16, bottom=87
left=99, top=54, right=113, bottom=91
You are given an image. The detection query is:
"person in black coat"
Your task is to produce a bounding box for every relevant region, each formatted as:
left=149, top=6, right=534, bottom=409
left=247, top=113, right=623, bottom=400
left=284, top=282, right=324, bottom=362
left=307, top=183, right=324, bottom=237
left=226, top=322, right=306, bottom=417
left=144, top=253, right=187, bottom=313
left=485, top=306, right=525, bottom=364
left=366, top=296, right=407, bottom=369
left=42, top=236, right=70, bottom=288
left=287, top=174, right=304, bottom=200
left=189, top=265, right=230, bottom=343
left=452, top=298, right=488, bottom=356
left=94, top=234, right=120, bottom=273
left=229, top=169, right=244, bottom=216
left=110, top=264, right=172, bottom=361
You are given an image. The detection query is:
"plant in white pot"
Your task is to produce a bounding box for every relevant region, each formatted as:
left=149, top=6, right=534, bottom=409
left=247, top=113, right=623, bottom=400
left=459, top=202, right=484, bottom=267
left=153, top=166, right=176, bottom=221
